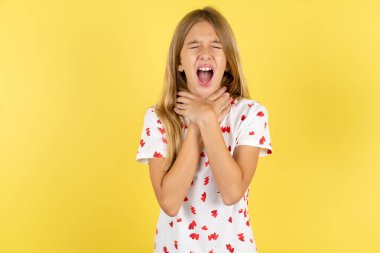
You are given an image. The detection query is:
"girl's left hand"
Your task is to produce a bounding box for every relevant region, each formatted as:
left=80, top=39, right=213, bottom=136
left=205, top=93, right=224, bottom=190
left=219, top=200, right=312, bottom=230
left=174, top=90, right=215, bottom=125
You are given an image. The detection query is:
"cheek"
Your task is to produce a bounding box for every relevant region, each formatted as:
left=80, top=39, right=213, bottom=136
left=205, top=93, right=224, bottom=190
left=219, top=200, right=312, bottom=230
left=216, top=55, right=227, bottom=68
left=181, top=50, right=195, bottom=60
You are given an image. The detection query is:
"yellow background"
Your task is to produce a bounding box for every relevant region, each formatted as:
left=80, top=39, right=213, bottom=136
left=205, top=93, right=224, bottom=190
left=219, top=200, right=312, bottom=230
left=1, top=0, right=379, bottom=252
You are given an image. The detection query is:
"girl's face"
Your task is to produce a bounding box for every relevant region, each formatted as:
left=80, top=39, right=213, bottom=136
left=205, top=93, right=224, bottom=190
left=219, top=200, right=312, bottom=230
left=178, top=21, right=227, bottom=98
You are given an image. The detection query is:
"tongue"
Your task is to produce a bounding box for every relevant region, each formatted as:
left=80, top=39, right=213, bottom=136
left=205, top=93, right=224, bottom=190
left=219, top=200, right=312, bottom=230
left=197, top=70, right=212, bottom=83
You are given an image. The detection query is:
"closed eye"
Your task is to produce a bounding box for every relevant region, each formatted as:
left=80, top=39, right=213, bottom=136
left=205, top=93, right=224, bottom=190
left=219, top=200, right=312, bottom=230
left=190, top=46, right=222, bottom=49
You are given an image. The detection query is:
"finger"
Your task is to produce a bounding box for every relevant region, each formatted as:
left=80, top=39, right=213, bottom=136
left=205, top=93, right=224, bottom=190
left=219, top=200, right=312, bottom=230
left=225, top=96, right=233, bottom=107
left=225, top=97, right=233, bottom=109
left=173, top=107, right=184, bottom=115
left=206, top=86, right=227, bottom=101
left=215, top=92, right=230, bottom=108
left=177, top=96, right=191, bottom=104
left=218, top=103, right=231, bottom=123
left=216, top=93, right=231, bottom=114
left=175, top=102, right=187, bottom=110
left=206, top=86, right=226, bottom=101
left=222, top=102, right=231, bottom=115
left=177, top=90, right=198, bottom=99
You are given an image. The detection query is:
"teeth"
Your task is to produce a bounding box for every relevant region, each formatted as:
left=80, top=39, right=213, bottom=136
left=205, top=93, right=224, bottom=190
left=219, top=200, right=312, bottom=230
left=198, top=67, right=212, bottom=71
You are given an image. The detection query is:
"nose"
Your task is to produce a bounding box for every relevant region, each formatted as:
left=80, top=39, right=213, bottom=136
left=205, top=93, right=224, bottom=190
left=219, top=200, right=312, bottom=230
left=198, top=46, right=212, bottom=60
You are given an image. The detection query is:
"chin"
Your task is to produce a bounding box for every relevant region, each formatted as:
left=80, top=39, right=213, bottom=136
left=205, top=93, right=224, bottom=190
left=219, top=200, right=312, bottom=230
left=199, top=92, right=210, bottom=99
left=188, top=80, right=221, bottom=98
left=199, top=88, right=217, bottom=98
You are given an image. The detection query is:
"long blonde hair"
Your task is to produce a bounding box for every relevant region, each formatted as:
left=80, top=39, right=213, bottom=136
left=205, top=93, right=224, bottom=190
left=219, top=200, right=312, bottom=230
left=155, top=6, right=251, bottom=172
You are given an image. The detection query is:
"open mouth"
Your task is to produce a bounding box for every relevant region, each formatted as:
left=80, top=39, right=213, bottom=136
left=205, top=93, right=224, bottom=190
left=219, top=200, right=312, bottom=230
left=196, top=68, right=214, bottom=86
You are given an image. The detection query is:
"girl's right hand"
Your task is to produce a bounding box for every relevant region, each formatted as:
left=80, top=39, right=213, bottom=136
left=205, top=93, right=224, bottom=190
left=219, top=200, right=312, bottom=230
left=205, top=86, right=232, bottom=123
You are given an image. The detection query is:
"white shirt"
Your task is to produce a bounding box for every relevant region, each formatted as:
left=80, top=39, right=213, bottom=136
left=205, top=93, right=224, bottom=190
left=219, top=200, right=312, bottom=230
left=136, top=97, right=273, bottom=253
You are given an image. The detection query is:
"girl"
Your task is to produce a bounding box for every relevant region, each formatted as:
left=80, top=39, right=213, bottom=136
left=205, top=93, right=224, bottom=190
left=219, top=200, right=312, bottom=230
left=136, top=6, right=273, bottom=253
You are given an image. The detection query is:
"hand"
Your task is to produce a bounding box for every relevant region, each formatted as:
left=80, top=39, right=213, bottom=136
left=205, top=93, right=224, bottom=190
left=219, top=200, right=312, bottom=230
left=174, top=86, right=232, bottom=125
left=174, top=91, right=211, bottom=125
left=205, top=86, right=232, bottom=123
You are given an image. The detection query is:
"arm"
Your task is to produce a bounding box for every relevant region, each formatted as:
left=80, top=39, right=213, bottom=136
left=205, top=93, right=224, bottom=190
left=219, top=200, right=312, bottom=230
left=149, top=123, right=203, bottom=217
left=197, top=112, right=260, bottom=206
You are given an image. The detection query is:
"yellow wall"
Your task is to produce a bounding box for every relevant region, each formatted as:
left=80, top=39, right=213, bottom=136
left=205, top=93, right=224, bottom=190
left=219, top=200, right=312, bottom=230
left=1, top=0, right=379, bottom=252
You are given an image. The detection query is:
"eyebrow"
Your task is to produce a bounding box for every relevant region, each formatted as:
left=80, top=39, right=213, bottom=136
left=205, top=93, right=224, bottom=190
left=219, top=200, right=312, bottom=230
left=186, top=39, right=222, bottom=45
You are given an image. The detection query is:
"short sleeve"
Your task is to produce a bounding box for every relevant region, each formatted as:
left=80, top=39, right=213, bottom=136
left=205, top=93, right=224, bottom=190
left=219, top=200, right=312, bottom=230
left=235, top=104, right=273, bottom=157
left=136, top=107, right=168, bottom=164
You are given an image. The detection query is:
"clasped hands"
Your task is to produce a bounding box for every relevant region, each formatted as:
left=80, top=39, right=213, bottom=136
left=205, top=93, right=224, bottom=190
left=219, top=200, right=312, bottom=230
left=173, top=86, right=232, bottom=127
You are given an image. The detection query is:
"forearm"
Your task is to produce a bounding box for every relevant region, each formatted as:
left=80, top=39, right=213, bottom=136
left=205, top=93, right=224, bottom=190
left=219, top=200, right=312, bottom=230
left=198, top=113, right=243, bottom=205
left=161, top=123, right=203, bottom=216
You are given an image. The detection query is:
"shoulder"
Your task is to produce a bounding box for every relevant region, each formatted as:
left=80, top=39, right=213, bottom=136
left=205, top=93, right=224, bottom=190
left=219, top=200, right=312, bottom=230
left=143, top=104, right=159, bottom=119
left=144, top=104, right=157, bottom=115
left=141, top=105, right=165, bottom=128
left=141, top=105, right=167, bottom=136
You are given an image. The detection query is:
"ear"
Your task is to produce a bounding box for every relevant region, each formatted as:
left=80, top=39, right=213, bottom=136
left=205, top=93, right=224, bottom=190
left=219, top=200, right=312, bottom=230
left=178, top=65, right=183, bottom=72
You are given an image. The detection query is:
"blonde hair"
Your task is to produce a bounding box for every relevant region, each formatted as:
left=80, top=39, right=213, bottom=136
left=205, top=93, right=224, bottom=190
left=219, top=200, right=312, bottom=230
left=155, top=6, right=251, bottom=172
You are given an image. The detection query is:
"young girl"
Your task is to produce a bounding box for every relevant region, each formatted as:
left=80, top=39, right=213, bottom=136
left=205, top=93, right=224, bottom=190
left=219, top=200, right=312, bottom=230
left=136, top=6, right=273, bottom=253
